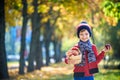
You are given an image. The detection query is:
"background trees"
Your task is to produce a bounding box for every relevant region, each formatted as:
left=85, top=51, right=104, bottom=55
left=102, top=0, right=120, bottom=59
left=19, top=0, right=29, bottom=74
left=0, top=0, right=9, bottom=79
left=1, top=0, right=120, bottom=79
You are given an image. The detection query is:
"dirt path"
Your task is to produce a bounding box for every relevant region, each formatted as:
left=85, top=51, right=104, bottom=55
left=8, top=62, right=74, bottom=79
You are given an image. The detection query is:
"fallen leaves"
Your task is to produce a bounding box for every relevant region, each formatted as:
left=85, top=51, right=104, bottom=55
left=8, top=62, right=73, bottom=80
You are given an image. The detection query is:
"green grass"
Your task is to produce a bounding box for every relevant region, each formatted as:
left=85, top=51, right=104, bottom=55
left=50, top=74, right=73, bottom=80
left=94, top=69, right=120, bottom=80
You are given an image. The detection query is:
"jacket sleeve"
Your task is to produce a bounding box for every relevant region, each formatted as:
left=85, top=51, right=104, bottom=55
left=65, top=57, right=69, bottom=64
left=92, top=44, right=105, bottom=64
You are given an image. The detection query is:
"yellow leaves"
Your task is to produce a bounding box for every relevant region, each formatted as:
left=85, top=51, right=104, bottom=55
left=102, top=1, right=120, bottom=26
left=8, top=61, right=120, bottom=80
left=60, top=7, right=67, bottom=15
left=27, top=5, right=34, bottom=15
left=105, top=16, right=118, bottom=26
left=27, top=0, right=33, bottom=4
left=117, top=31, right=120, bottom=36
left=53, top=6, right=60, bottom=11
left=57, top=22, right=63, bottom=30
left=5, top=9, right=22, bottom=26
left=42, top=66, right=72, bottom=75
left=41, top=16, right=49, bottom=23
left=8, top=62, right=73, bottom=80
left=5, top=0, right=22, bottom=26
left=38, top=4, right=49, bottom=13
left=14, top=10, right=21, bottom=18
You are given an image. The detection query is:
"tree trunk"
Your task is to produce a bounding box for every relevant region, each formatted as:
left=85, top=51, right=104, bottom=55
left=57, top=40, right=62, bottom=62
left=19, top=0, right=28, bottom=74
left=44, top=20, right=51, bottom=66
left=53, top=40, right=57, bottom=63
left=44, top=5, right=60, bottom=65
left=53, top=39, right=59, bottom=63
left=35, top=29, right=43, bottom=69
left=27, top=31, right=36, bottom=72
left=27, top=0, right=43, bottom=72
left=44, top=40, right=50, bottom=66
left=53, top=37, right=62, bottom=63
left=0, top=0, right=9, bottom=79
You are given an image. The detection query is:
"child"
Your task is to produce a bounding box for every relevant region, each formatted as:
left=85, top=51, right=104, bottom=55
left=64, top=21, right=111, bottom=80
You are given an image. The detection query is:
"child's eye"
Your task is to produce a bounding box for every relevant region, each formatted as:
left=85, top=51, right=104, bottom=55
left=85, top=33, right=88, bottom=35
left=80, top=34, right=83, bottom=36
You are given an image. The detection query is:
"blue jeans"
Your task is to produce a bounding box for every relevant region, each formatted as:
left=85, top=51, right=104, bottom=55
left=74, top=76, right=94, bottom=80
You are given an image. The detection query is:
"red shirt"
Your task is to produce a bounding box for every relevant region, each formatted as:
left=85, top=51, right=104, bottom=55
left=65, top=44, right=105, bottom=77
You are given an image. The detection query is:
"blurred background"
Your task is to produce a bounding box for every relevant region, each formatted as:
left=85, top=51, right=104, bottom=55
left=0, top=0, right=120, bottom=80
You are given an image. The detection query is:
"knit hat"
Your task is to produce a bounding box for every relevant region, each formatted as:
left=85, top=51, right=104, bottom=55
left=77, top=21, right=92, bottom=38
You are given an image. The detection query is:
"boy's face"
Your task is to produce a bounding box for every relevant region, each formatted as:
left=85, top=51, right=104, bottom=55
left=79, top=29, right=90, bottom=42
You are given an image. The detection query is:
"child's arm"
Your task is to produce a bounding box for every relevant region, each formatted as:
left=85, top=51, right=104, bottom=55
left=92, top=44, right=111, bottom=63
left=65, top=50, right=73, bottom=64
left=92, top=45, right=105, bottom=63
left=65, top=56, right=69, bottom=64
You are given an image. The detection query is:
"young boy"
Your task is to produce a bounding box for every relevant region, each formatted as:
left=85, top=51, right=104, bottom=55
left=65, top=21, right=111, bottom=80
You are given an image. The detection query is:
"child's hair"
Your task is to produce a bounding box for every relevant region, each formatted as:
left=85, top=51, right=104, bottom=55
left=80, top=29, right=86, bottom=32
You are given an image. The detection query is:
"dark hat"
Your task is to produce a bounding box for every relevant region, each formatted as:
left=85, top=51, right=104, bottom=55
left=77, top=21, right=92, bottom=38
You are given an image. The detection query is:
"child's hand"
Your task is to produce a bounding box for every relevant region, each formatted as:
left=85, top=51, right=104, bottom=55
left=66, top=49, right=79, bottom=57
left=66, top=50, right=73, bottom=57
left=103, top=44, right=111, bottom=52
